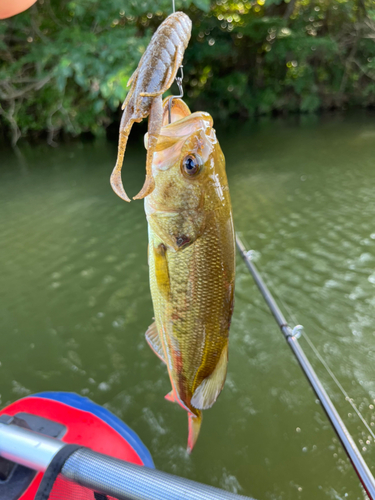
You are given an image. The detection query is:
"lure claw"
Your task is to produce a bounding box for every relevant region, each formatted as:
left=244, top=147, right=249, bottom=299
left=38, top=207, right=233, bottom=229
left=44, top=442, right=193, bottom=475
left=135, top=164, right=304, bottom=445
left=133, top=177, right=155, bottom=200
left=110, top=166, right=131, bottom=202
left=110, top=12, right=191, bottom=202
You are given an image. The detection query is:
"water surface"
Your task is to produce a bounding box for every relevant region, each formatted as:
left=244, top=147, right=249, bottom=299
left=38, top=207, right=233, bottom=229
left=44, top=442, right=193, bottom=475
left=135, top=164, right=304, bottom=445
left=1, top=113, right=375, bottom=499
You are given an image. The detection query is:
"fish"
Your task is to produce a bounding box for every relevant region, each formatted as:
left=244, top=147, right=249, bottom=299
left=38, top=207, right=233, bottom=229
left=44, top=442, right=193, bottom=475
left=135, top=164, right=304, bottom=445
left=144, top=96, right=235, bottom=452
left=110, top=11, right=192, bottom=202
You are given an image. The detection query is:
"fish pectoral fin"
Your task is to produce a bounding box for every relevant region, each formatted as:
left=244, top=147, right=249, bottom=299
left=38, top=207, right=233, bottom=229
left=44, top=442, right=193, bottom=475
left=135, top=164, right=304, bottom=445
left=164, top=390, right=177, bottom=403
left=145, top=321, right=166, bottom=364
left=153, top=242, right=170, bottom=299
left=191, top=345, right=228, bottom=410
left=187, top=411, right=202, bottom=454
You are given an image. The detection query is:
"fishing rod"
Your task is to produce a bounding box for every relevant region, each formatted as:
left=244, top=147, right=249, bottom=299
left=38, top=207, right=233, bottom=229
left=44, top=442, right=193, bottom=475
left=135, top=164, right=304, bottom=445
left=236, top=233, right=375, bottom=500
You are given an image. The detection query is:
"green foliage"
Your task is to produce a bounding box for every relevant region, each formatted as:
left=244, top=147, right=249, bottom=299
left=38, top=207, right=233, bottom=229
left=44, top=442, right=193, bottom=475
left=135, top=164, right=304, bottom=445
left=190, top=0, right=375, bottom=118
left=0, top=0, right=374, bottom=144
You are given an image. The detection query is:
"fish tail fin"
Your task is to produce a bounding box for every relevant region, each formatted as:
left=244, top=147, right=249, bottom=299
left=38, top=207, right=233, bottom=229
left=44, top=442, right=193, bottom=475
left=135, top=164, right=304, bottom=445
left=187, top=411, right=202, bottom=454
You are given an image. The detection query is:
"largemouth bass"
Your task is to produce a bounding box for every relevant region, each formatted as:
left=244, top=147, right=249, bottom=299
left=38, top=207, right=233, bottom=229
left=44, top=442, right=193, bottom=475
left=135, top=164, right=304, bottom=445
left=144, top=97, right=235, bottom=452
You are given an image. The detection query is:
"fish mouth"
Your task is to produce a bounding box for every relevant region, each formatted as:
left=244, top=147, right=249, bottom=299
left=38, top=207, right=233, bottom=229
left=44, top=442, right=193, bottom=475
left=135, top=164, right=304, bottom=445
left=143, top=97, right=191, bottom=153
left=144, top=114, right=214, bottom=180
left=144, top=98, right=213, bottom=163
left=162, top=96, right=192, bottom=125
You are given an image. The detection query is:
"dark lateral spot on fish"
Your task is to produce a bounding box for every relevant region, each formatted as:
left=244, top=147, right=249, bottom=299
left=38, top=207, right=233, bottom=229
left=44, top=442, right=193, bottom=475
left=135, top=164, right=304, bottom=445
left=176, top=235, right=190, bottom=248
left=157, top=243, right=166, bottom=256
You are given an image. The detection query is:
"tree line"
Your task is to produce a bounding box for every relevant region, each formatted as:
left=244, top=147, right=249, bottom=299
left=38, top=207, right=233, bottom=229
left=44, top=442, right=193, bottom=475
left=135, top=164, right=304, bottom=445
left=0, top=0, right=374, bottom=146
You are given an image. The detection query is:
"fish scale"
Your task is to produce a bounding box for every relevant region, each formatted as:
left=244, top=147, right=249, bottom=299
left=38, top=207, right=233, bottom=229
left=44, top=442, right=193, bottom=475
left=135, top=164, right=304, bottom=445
left=144, top=98, right=235, bottom=452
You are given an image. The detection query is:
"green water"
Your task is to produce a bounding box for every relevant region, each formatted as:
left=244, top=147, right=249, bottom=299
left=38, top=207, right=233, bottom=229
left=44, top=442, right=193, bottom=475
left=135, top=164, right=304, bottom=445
left=1, top=113, right=375, bottom=499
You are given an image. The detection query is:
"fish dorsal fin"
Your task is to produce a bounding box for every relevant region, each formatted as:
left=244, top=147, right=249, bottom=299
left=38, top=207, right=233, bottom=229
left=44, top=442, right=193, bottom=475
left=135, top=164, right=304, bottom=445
left=145, top=321, right=166, bottom=364
left=191, top=344, right=228, bottom=410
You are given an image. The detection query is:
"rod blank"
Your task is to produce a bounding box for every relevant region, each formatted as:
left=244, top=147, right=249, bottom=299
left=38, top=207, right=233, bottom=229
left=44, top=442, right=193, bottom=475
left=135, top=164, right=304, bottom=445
left=0, top=423, right=254, bottom=500
left=236, top=233, right=375, bottom=500
left=63, top=448, right=254, bottom=500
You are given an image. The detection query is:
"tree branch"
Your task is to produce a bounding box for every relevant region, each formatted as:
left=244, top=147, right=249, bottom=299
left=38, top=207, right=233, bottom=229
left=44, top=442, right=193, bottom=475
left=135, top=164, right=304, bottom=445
left=283, top=0, right=297, bottom=20
left=0, top=99, right=21, bottom=147
left=0, top=74, right=52, bottom=100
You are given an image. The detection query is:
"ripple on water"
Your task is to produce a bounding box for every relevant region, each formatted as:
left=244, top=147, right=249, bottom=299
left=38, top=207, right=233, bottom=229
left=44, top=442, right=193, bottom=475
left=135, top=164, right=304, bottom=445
left=1, top=119, right=375, bottom=499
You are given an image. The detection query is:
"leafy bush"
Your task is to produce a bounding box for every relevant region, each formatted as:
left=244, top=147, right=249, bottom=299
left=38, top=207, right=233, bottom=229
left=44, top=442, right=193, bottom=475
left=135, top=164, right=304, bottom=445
left=0, top=0, right=374, bottom=145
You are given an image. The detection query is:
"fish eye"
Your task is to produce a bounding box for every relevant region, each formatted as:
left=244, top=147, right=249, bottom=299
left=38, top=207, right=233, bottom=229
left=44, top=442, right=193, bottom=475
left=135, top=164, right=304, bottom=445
left=182, top=154, right=202, bottom=177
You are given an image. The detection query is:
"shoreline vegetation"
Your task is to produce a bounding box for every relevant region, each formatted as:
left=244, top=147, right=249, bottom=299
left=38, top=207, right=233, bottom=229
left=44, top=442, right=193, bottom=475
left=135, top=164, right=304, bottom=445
left=0, top=0, right=375, bottom=147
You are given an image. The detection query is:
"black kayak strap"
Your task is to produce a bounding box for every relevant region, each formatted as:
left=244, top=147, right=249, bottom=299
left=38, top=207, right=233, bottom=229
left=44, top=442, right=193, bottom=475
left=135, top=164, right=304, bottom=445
left=34, top=444, right=82, bottom=500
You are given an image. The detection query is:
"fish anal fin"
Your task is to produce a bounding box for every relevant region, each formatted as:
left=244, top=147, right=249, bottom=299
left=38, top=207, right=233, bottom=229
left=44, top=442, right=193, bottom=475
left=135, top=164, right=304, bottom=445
left=145, top=322, right=166, bottom=364
left=191, top=344, right=228, bottom=410
left=164, top=390, right=177, bottom=403
left=187, top=411, right=202, bottom=454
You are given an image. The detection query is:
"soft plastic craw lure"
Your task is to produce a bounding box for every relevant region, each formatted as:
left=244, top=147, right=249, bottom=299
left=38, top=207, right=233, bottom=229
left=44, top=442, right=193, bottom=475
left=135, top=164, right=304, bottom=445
left=110, top=11, right=192, bottom=202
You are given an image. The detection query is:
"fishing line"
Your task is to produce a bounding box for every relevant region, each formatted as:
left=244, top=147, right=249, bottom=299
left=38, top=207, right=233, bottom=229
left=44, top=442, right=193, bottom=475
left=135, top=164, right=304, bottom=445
left=168, top=0, right=184, bottom=123
left=302, top=331, right=375, bottom=442
left=168, top=0, right=187, bottom=123
left=272, top=283, right=375, bottom=441
left=238, top=232, right=375, bottom=442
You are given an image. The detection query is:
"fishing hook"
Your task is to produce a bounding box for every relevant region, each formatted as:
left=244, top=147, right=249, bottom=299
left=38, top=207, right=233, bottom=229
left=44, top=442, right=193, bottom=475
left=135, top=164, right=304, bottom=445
left=167, top=0, right=185, bottom=124
left=168, top=65, right=184, bottom=124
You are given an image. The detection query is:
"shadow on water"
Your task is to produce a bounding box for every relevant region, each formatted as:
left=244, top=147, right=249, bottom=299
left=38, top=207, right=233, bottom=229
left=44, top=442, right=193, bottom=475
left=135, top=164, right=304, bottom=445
left=1, top=112, right=375, bottom=499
